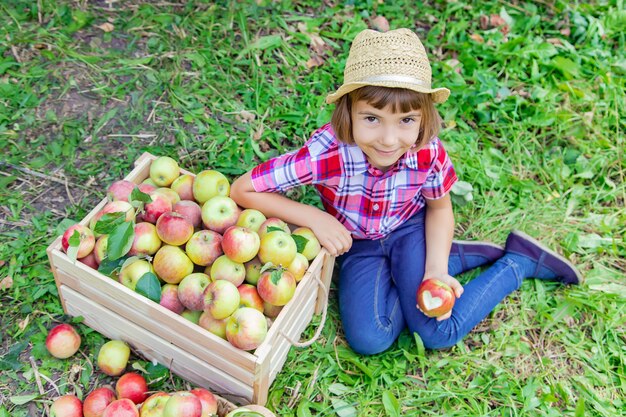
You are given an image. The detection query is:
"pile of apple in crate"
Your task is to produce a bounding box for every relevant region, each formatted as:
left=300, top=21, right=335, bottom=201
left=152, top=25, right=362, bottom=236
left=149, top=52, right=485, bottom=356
left=52, top=155, right=324, bottom=416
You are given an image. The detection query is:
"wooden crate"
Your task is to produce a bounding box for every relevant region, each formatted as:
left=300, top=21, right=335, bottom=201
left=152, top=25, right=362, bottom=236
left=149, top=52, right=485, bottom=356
left=47, top=152, right=335, bottom=406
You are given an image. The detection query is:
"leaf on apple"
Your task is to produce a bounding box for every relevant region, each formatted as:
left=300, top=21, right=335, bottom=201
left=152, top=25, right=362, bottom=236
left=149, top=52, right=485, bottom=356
left=291, top=234, right=309, bottom=254
left=67, top=230, right=81, bottom=261
left=129, top=187, right=151, bottom=209
left=270, top=269, right=282, bottom=285
left=107, top=222, right=135, bottom=260
left=98, top=256, right=128, bottom=276
left=94, top=212, right=126, bottom=235
left=259, top=262, right=275, bottom=274
left=266, top=226, right=284, bottom=233
left=135, top=272, right=161, bottom=303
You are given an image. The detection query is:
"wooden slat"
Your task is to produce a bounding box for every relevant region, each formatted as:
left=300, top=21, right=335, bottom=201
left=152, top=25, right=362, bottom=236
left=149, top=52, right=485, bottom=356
left=61, top=286, right=253, bottom=405
left=316, top=250, right=335, bottom=314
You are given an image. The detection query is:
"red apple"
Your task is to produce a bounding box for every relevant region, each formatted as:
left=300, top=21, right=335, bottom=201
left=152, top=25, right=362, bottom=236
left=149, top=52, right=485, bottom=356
left=143, top=192, right=172, bottom=224
left=258, top=217, right=290, bottom=238
left=149, top=156, right=179, bottom=187
left=46, top=323, right=81, bottom=359
left=103, top=398, right=139, bottom=417
left=154, top=187, right=180, bottom=205
left=244, top=258, right=263, bottom=285
left=119, top=259, right=154, bottom=291
left=160, top=284, right=185, bottom=314
left=209, top=255, right=245, bottom=286
left=108, top=180, right=136, bottom=202
left=236, top=209, right=267, bottom=233
left=97, top=340, right=130, bottom=376
left=173, top=200, right=202, bottom=228
left=198, top=312, right=228, bottom=339
left=226, top=307, right=268, bottom=351
left=193, top=170, right=230, bottom=205
left=137, top=183, right=156, bottom=194
left=140, top=392, right=171, bottom=417
left=203, top=280, right=240, bottom=319
left=263, top=301, right=283, bottom=319
left=156, top=211, right=194, bottom=246
left=185, top=230, right=223, bottom=267
left=153, top=245, right=194, bottom=284
left=62, top=224, right=96, bottom=259
left=162, top=391, right=202, bottom=417
left=189, top=388, right=218, bottom=417
left=257, top=269, right=296, bottom=306
left=181, top=309, right=202, bottom=324
left=221, top=226, right=260, bottom=263
left=258, top=230, right=297, bottom=267
left=237, top=284, right=264, bottom=312
left=416, top=279, right=456, bottom=318
left=178, top=273, right=211, bottom=311
left=79, top=251, right=99, bottom=269
left=90, top=201, right=135, bottom=235
left=201, top=196, right=241, bottom=234
left=287, top=252, right=309, bottom=282
left=128, top=222, right=161, bottom=256
left=291, top=226, right=322, bottom=261
left=170, top=174, right=195, bottom=201
left=50, top=395, right=82, bottom=417
left=84, top=386, right=116, bottom=417
left=116, top=372, right=148, bottom=405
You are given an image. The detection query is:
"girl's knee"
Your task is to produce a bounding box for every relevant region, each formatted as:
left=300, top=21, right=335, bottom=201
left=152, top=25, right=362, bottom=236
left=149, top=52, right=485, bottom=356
left=345, top=328, right=396, bottom=355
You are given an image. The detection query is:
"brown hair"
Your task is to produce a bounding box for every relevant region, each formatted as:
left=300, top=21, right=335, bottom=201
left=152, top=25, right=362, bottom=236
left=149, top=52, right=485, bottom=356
left=330, top=86, right=442, bottom=147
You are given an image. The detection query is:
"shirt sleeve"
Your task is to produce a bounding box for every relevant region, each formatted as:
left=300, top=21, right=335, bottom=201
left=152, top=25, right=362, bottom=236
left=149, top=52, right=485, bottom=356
left=251, top=146, right=313, bottom=193
left=421, top=138, right=458, bottom=200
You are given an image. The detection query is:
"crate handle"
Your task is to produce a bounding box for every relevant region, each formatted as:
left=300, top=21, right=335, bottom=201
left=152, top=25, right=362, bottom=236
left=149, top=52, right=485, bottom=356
left=281, top=275, right=328, bottom=348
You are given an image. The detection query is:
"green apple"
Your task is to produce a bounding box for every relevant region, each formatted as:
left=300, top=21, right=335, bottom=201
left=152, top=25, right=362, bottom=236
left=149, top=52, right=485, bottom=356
left=149, top=156, right=180, bottom=187
left=97, top=340, right=130, bottom=376
left=193, top=170, right=230, bottom=204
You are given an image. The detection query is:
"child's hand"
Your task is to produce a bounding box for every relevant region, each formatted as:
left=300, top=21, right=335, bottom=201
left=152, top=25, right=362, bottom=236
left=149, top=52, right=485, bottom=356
left=421, top=274, right=464, bottom=321
left=309, top=212, right=353, bottom=257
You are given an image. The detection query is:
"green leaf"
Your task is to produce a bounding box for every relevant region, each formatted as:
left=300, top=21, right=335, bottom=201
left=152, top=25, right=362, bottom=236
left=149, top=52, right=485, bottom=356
left=266, top=226, right=284, bottom=233
left=296, top=400, right=314, bottom=417
left=0, top=175, right=16, bottom=188
left=382, top=391, right=401, bottom=417
left=292, top=234, right=309, bottom=254
left=130, top=187, right=152, bottom=204
left=550, top=56, right=580, bottom=79
left=9, top=394, right=39, bottom=405
left=0, top=341, right=28, bottom=371
left=330, top=399, right=357, bottom=417
left=107, top=222, right=135, bottom=260
left=135, top=272, right=161, bottom=303
left=270, top=269, right=282, bottom=285
left=328, top=383, right=351, bottom=395
left=98, top=256, right=127, bottom=276
left=94, top=212, right=127, bottom=235
left=66, top=230, right=81, bottom=261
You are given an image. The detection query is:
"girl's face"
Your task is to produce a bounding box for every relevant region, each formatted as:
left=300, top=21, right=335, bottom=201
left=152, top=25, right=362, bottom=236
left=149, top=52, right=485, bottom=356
left=350, top=100, right=422, bottom=171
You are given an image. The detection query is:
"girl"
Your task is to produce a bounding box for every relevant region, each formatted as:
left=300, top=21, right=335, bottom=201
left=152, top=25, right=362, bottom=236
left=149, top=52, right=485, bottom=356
left=230, top=28, right=581, bottom=355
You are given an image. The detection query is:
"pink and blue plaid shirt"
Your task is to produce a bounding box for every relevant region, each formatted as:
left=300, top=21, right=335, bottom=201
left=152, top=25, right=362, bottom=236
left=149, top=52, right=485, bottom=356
left=251, top=123, right=457, bottom=240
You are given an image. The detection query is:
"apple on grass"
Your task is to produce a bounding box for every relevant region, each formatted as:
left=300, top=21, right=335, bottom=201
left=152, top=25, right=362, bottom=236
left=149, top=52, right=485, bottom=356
left=156, top=211, right=194, bottom=246
left=198, top=312, right=228, bottom=339
left=291, top=226, right=322, bottom=261
left=237, top=284, right=264, bottom=312
left=203, top=280, right=240, bottom=320
left=236, top=208, right=267, bottom=233
left=210, top=255, right=246, bottom=286
left=46, top=323, right=81, bottom=359
left=62, top=224, right=95, bottom=259
left=98, top=340, right=130, bottom=376
left=173, top=200, right=202, bottom=228
left=128, top=222, right=161, bottom=256
left=119, top=259, right=154, bottom=291
left=193, top=170, right=230, bottom=204
left=83, top=386, right=116, bottom=417
left=116, top=372, right=148, bottom=405
left=108, top=180, right=136, bottom=202
left=103, top=398, right=139, bottom=417
left=185, top=230, right=223, bottom=267
left=170, top=174, right=195, bottom=201
left=50, top=395, right=83, bottom=417
left=153, top=245, right=194, bottom=284
left=160, top=284, right=185, bottom=314
left=162, top=391, right=203, bottom=417
left=257, top=217, right=290, bottom=238
left=149, top=156, right=179, bottom=187
left=416, top=279, right=456, bottom=318
left=142, top=192, right=172, bottom=224
left=190, top=388, right=218, bottom=417
left=178, top=273, right=211, bottom=311
left=257, top=269, right=296, bottom=306
left=258, top=230, right=297, bottom=267
left=221, top=226, right=260, bottom=263
left=226, top=307, right=268, bottom=351
left=201, top=196, right=241, bottom=234
left=140, top=392, right=171, bottom=417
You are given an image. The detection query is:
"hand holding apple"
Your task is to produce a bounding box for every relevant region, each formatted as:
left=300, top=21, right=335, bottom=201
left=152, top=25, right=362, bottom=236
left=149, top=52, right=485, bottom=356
left=416, top=278, right=460, bottom=319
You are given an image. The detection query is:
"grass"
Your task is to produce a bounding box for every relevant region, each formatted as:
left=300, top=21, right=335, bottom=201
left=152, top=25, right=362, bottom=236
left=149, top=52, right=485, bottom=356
left=1, top=0, right=624, bottom=416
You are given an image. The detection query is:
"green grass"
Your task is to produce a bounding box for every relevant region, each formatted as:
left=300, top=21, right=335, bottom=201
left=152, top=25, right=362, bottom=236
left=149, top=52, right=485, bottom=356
left=1, top=0, right=624, bottom=416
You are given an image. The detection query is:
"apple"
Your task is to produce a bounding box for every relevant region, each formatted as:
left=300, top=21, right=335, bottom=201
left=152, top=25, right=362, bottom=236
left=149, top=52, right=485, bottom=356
left=258, top=230, right=297, bottom=267
left=210, top=255, right=245, bottom=286
left=83, top=386, right=116, bottom=417
left=237, top=284, right=264, bottom=312
left=116, top=372, right=148, bottom=405
left=203, top=280, right=240, bottom=320
left=149, top=156, right=179, bottom=187
left=180, top=309, right=202, bottom=324
left=90, top=201, right=135, bottom=235
left=185, top=230, right=223, bottom=267
left=137, top=183, right=157, bottom=194
left=140, top=392, right=171, bottom=417
left=46, top=323, right=81, bottom=359
left=416, top=279, right=456, bottom=318
left=193, top=170, right=230, bottom=204
left=94, top=235, right=109, bottom=264
left=189, top=388, right=218, bottom=417
left=97, top=340, right=130, bottom=376
left=103, top=399, right=139, bottom=417
left=257, top=269, right=296, bottom=306
left=236, top=209, right=267, bottom=232
left=226, top=307, right=268, bottom=351
left=79, top=251, right=99, bottom=269
left=156, top=211, right=194, bottom=246
left=244, top=258, right=263, bottom=285
left=178, top=273, right=211, bottom=311
left=143, top=192, right=173, bottom=224
left=291, top=227, right=321, bottom=261
left=287, top=252, right=309, bottom=282
left=160, top=284, right=185, bottom=314
left=108, top=180, right=136, bottom=202
left=226, top=405, right=277, bottom=417
left=170, top=174, right=195, bottom=201
left=221, top=226, right=260, bottom=263
left=263, top=301, right=283, bottom=319
left=201, top=196, right=241, bottom=234
left=257, top=217, right=290, bottom=238
left=119, top=259, right=154, bottom=291
left=50, top=395, right=83, bottom=417
left=154, top=187, right=181, bottom=205
left=162, top=391, right=202, bottom=417
left=153, top=245, right=194, bottom=284
left=62, top=224, right=96, bottom=259
left=128, top=222, right=161, bottom=256
left=173, top=200, right=202, bottom=228
left=198, top=312, right=228, bottom=339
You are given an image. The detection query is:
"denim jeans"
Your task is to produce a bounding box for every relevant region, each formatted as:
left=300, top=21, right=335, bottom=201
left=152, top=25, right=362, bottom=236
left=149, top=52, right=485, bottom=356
left=338, top=209, right=529, bottom=354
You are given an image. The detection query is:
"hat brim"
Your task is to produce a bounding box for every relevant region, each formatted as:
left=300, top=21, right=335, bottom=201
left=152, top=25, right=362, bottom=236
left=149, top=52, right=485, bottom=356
left=325, top=81, right=450, bottom=104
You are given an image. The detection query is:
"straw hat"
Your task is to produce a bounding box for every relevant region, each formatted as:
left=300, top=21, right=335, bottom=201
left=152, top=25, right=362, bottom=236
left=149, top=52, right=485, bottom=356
left=325, top=28, right=450, bottom=104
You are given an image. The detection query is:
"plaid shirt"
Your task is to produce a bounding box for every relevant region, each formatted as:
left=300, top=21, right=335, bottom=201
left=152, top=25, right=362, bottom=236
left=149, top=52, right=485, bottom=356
left=251, top=123, right=457, bottom=240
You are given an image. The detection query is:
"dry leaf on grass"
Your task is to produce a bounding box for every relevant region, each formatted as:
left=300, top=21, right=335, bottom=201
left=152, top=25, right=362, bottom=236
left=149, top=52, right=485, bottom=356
left=0, top=275, right=12, bottom=290
left=370, top=15, right=390, bottom=32
left=97, top=22, right=115, bottom=33
left=306, top=55, right=325, bottom=69
left=236, top=110, right=256, bottom=123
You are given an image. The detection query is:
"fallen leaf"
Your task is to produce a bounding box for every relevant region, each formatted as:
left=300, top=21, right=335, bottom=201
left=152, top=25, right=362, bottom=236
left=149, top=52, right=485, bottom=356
left=547, top=38, right=563, bottom=46
left=306, top=54, right=325, bottom=69
left=560, top=27, right=571, bottom=36
left=237, top=110, right=256, bottom=123
left=97, top=22, right=115, bottom=33
left=0, top=259, right=5, bottom=267
left=310, top=34, right=329, bottom=55
left=371, top=15, right=390, bottom=32
left=18, top=315, right=29, bottom=331
left=489, top=14, right=507, bottom=27
left=469, top=33, right=484, bottom=43
left=0, top=276, right=12, bottom=290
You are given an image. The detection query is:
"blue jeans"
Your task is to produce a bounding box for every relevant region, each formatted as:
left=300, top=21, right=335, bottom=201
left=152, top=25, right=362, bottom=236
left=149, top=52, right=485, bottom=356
left=338, top=209, right=527, bottom=354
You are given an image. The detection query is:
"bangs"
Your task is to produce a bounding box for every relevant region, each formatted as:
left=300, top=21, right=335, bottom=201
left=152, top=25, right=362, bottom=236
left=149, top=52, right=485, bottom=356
left=349, top=86, right=427, bottom=113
